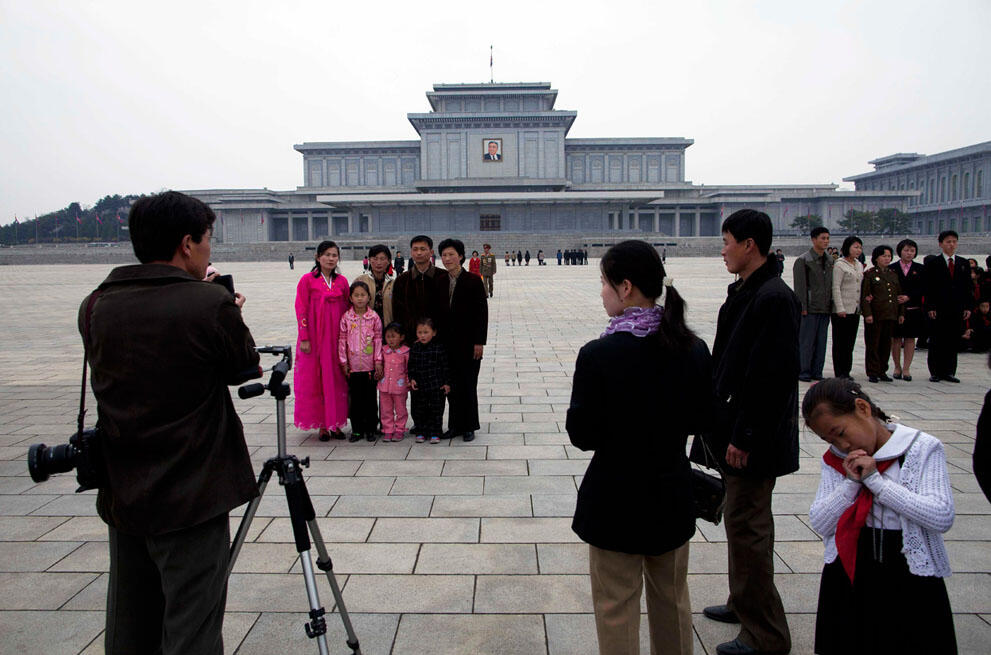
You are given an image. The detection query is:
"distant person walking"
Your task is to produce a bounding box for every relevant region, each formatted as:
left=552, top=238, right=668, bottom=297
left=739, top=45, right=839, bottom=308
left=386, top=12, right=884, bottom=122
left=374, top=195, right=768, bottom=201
left=557, top=249, right=563, bottom=265
left=394, top=250, right=405, bottom=276
left=537, top=249, right=545, bottom=265
left=468, top=250, right=482, bottom=277
left=516, top=250, right=523, bottom=266
left=524, top=250, right=531, bottom=266
left=288, top=252, right=295, bottom=270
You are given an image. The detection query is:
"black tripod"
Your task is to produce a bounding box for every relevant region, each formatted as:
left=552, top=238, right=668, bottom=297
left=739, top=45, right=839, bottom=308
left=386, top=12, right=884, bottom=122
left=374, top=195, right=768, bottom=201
left=228, top=346, right=361, bottom=655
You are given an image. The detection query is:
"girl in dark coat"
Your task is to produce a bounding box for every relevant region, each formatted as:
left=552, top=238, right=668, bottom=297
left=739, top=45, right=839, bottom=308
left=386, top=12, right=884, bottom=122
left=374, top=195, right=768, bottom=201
left=568, top=240, right=712, bottom=655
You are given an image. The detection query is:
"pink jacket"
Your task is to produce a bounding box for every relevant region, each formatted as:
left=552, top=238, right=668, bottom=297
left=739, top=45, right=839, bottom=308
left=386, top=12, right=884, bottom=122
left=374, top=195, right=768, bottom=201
left=338, top=308, right=382, bottom=372
left=378, top=345, right=410, bottom=394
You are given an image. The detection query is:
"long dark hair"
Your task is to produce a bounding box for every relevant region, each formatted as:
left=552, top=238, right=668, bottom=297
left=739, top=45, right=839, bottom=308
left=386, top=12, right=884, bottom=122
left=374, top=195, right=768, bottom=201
left=801, top=377, right=891, bottom=425
left=600, top=240, right=695, bottom=351
left=311, top=240, right=340, bottom=281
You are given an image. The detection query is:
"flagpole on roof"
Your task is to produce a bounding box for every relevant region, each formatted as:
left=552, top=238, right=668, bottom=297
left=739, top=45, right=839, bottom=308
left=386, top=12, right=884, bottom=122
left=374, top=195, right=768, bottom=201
left=490, top=45, right=493, bottom=84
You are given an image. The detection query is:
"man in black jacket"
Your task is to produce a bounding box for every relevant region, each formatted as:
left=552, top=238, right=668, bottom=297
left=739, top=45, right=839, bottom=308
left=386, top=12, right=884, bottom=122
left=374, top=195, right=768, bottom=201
left=924, top=230, right=974, bottom=382
left=693, top=209, right=800, bottom=655
left=81, top=191, right=260, bottom=654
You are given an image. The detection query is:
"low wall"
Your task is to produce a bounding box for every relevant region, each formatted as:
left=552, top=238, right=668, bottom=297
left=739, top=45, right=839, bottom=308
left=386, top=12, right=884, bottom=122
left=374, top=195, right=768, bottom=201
left=3, top=234, right=989, bottom=265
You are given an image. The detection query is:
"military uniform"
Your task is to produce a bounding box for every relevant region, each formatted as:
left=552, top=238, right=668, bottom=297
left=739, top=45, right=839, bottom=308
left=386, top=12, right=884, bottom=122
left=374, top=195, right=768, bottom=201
left=479, top=252, right=497, bottom=297
left=861, top=265, right=904, bottom=379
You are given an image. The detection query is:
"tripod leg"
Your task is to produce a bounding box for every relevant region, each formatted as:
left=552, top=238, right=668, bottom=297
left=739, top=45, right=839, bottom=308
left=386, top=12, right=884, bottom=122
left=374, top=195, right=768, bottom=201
left=228, top=460, right=275, bottom=577
left=308, top=518, right=362, bottom=655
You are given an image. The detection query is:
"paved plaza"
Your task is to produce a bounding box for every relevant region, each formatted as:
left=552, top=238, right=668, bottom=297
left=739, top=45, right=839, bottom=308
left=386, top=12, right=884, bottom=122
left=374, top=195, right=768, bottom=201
left=0, top=255, right=989, bottom=654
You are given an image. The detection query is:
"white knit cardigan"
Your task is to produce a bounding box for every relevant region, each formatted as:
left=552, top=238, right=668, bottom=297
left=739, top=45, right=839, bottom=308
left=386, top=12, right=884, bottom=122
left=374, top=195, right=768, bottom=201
left=808, top=424, right=954, bottom=577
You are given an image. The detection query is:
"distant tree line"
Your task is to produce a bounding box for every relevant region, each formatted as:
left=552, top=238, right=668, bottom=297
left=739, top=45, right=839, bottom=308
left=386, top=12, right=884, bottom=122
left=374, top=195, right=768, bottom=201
left=1, top=194, right=140, bottom=245
left=790, top=208, right=914, bottom=236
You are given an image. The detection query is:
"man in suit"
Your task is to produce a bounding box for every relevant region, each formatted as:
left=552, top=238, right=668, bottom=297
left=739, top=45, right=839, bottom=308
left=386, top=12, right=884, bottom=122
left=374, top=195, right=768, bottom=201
left=483, top=141, right=502, bottom=161
left=924, top=230, right=974, bottom=382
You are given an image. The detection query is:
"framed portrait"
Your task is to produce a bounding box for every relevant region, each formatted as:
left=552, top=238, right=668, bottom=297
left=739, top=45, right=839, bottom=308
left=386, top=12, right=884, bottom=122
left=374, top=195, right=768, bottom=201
left=482, top=138, right=503, bottom=162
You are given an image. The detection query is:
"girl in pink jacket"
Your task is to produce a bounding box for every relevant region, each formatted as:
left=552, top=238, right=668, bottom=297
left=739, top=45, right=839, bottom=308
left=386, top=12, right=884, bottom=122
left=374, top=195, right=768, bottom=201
left=338, top=281, right=383, bottom=442
left=378, top=322, right=411, bottom=441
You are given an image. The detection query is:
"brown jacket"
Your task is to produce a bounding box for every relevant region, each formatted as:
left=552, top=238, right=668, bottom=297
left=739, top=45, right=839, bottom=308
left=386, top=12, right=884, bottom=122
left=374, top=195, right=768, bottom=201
left=80, top=264, right=259, bottom=535
left=861, top=265, right=904, bottom=321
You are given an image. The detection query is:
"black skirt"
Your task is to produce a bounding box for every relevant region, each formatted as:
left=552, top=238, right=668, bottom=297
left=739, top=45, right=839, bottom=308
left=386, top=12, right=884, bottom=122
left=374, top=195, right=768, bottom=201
left=815, top=528, right=956, bottom=655
left=894, top=307, right=925, bottom=338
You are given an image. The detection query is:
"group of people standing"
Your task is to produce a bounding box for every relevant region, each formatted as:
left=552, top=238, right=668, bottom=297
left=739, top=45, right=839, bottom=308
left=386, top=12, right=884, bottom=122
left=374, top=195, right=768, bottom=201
left=794, top=227, right=978, bottom=384
left=292, top=236, right=488, bottom=443
left=570, top=210, right=958, bottom=655
left=558, top=248, right=588, bottom=265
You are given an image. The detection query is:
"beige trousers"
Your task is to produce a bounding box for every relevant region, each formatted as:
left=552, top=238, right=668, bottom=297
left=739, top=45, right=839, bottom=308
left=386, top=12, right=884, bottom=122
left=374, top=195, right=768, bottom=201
left=588, top=541, right=692, bottom=655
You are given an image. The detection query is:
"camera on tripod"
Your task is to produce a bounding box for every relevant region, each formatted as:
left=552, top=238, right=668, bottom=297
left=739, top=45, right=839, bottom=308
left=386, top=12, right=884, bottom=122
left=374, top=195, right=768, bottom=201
left=27, top=428, right=106, bottom=492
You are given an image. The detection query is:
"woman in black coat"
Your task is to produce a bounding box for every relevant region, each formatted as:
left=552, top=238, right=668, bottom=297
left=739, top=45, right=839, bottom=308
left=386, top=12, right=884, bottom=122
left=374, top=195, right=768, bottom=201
left=891, top=238, right=925, bottom=381
left=568, top=240, right=712, bottom=655
left=435, top=238, right=488, bottom=442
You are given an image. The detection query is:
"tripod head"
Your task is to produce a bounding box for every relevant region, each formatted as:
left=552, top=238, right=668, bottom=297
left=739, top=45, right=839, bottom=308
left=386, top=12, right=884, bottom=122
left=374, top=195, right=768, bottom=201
left=239, top=345, right=293, bottom=401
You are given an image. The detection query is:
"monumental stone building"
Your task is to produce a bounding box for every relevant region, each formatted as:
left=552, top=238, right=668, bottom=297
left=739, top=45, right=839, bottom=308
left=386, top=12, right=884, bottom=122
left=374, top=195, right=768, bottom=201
left=844, top=141, right=991, bottom=236
left=185, top=81, right=913, bottom=247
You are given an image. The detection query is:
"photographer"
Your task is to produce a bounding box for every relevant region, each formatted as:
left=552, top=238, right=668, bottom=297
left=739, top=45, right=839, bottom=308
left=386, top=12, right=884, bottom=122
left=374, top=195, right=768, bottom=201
left=81, top=191, right=259, bottom=654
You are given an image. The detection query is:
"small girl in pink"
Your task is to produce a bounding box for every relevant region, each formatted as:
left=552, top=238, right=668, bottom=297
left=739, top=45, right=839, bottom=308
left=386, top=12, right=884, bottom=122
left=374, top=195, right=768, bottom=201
left=379, top=322, right=411, bottom=442
left=338, top=281, right=383, bottom=442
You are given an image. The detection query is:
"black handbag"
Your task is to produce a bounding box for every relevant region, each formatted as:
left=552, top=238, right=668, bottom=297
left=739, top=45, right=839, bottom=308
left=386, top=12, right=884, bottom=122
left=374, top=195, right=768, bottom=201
left=691, top=435, right=726, bottom=525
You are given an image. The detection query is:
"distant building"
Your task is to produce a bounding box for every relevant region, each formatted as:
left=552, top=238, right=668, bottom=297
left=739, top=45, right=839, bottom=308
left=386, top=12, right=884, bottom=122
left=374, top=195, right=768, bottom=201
left=844, top=141, right=991, bottom=235
left=186, top=81, right=912, bottom=243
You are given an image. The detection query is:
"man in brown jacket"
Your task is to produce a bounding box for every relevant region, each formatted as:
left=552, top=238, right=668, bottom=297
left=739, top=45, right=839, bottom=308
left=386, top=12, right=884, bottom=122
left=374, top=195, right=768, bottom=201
left=81, top=191, right=260, bottom=654
left=479, top=243, right=497, bottom=297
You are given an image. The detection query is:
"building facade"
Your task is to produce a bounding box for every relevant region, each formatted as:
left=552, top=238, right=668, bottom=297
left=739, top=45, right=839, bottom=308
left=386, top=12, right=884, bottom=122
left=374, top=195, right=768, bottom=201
left=187, top=81, right=913, bottom=244
left=844, top=141, right=991, bottom=235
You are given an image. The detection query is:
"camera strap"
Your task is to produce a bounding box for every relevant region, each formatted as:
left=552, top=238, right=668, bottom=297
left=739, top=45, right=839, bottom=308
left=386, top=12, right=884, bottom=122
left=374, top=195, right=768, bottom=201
left=78, top=290, right=101, bottom=438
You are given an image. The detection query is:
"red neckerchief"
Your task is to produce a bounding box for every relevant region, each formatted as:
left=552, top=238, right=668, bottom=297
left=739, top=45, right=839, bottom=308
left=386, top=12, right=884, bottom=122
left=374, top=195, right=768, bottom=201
left=822, top=450, right=897, bottom=584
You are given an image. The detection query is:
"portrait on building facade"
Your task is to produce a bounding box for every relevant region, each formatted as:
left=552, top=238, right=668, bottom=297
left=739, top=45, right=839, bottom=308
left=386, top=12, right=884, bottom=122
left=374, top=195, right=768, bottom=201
left=482, top=138, right=503, bottom=162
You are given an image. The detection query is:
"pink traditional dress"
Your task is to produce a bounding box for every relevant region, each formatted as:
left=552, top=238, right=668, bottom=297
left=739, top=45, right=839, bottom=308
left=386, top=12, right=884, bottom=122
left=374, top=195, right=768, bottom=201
left=293, top=269, right=350, bottom=430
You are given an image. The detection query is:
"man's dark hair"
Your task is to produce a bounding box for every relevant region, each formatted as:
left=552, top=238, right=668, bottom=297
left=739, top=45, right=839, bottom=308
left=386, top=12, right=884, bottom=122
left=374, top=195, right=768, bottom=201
left=415, top=316, right=436, bottom=330
left=896, top=238, right=918, bottom=257
left=438, top=238, right=466, bottom=264
left=870, top=244, right=893, bottom=265
left=129, top=191, right=215, bottom=264
left=410, top=235, right=433, bottom=249
left=368, top=244, right=391, bottom=260
left=721, top=209, right=772, bottom=256
left=810, top=226, right=830, bottom=239
left=938, top=230, right=959, bottom=243
left=840, top=235, right=863, bottom=258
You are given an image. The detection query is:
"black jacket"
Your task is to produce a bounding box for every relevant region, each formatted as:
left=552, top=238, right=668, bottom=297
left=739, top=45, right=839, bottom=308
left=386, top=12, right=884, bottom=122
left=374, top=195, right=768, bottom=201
left=434, top=268, right=488, bottom=358
left=568, top=332, right=713, bottom=555
left=80, top=264, right=260, bottom=535
left=408, top=340, right=450, bottom=392
left=975, top=390, right=991, bottom=503
left=891, top=260, right=925, bottom=308
left=923, top=254, right=974, bottom=315
left=392, top=263, right=446, bottom=337
left=691, top=255, right=801, bottom=478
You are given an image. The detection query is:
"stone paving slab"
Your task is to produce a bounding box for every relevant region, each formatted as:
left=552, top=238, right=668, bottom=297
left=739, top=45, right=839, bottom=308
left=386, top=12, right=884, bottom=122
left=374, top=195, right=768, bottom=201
left=1, top=258, right=990, bottom=653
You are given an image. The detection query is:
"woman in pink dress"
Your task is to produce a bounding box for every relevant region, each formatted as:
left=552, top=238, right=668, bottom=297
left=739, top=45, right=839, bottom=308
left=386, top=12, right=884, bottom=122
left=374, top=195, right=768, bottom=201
left=294, top=240, right=350, bottom=440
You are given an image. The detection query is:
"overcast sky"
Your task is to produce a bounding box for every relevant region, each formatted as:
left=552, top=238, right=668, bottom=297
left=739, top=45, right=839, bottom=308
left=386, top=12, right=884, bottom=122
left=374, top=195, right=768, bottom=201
left=1, top=0, right=988, bottom=224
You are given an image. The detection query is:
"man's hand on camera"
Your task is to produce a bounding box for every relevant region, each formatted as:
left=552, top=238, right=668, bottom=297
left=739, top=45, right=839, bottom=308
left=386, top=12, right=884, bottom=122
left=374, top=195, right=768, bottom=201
left=300, top=340, right=311, bottom=354
left=234, top=292, right=246, bottom=309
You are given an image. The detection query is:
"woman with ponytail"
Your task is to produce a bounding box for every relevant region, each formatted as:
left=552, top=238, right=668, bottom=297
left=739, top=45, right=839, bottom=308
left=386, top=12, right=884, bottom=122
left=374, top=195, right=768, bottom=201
left=567, top=239, right=712, bottom=655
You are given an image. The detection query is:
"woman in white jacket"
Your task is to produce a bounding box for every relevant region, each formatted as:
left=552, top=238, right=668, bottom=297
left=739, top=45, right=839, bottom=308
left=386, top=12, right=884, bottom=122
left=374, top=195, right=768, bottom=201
left=803, top=377, right=956, bottom=655
left=831, top=236, right=864, bottom=380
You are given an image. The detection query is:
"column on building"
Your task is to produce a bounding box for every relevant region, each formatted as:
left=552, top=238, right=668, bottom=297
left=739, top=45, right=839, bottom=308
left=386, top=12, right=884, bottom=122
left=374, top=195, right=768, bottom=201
left=653, top=209, right=660, bottom=233
left=307, top=214, right=313, bottom=241
left=347, top=211, right=354, bottom=234
left=694, top=211, right=700, bottom=237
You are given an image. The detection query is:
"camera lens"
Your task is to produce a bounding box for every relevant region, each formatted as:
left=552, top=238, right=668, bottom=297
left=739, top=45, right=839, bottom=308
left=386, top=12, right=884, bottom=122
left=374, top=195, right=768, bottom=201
left=27, top=443, right=78, bottom=483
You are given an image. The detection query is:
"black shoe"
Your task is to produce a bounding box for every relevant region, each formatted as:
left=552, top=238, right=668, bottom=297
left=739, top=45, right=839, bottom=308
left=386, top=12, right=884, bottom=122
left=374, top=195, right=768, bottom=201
left=348, top=433, right=361, bottom=442
left=943, top=375, right=961, bottom=383
left=715, top=638, right=759, bottom=655
left=702, top=605, right=740, bottom=624
left=462, top=431, right=475, bottom=442
left=878, top=374, right=893, bottom=382
left=441, top=430, right=458, bottom=440
left=798, top=376, right=812, bottom=382
left=868, top=376, right=879, bottom=383
left=812, top=375, right=825, bottom=381
left=318, top=431, right=331, bottom=442
left=893, top=372, right=903, bottom=380
left=366, top=433, right=377, bottom=442
left=333, top=430, right=346, bottom=440
left=903, top=375, right=912, bottom=382
left=930, top=375, right=941, bottom=382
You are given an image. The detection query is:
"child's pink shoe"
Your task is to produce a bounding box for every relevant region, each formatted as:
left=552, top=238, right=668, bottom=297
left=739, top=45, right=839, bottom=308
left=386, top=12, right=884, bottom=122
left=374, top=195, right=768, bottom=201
left=415, top=435, right=426, bottom=443
left=393, top=432, right=404, bottom=442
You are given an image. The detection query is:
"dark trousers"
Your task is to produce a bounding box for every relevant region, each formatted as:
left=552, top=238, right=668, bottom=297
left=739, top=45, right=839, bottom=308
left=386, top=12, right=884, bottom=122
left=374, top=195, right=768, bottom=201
left=928, top=313, right=963, bottom=378
left=348, top=370, right=378, bottom=435
left=106, top=512, right=230, bottom=655
left=830, top=313, right=860, bottom=378
left=482, top=275, right=494, bottom=296
left=447, top=354, right=481, bottom=434
left=724, top=475, right=791, bottom=653
left=799, top=313, right=830, bottom=379
left=864, top=319, right=895, bottom=377
left=412, top=388, right=445, bottom=437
